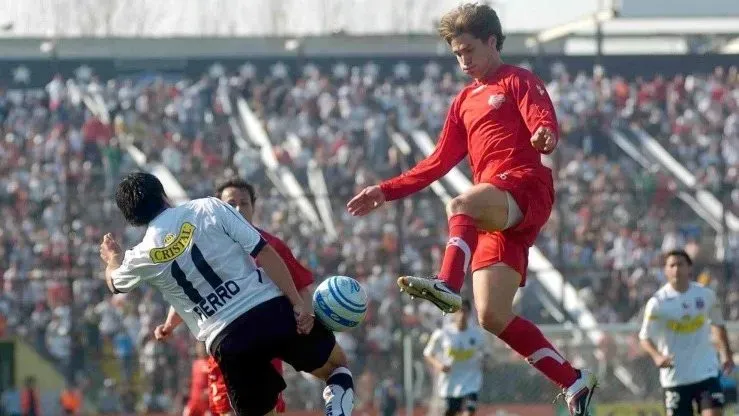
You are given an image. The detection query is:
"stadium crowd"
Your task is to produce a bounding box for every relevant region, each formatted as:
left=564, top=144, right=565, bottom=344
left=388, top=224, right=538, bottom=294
left=0, top=60, right=737, bottom=413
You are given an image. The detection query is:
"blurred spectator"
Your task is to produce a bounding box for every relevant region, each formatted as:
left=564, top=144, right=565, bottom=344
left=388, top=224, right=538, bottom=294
left=96, top=379, right=122, bottom=415
left=375, top=377, right=401, bottom=416
left=59, top=383, right=82, bottom=416
left=1, top=62, right=737, bottom=412
left=19, top=377, right=39, bottom=416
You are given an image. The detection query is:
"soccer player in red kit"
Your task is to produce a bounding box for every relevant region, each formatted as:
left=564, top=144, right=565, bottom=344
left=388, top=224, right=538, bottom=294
left=156, top=178, right=350, bottom=415
left=184, top=343, right=211, bottom=416
left=346, top=4, right=596, bottom=415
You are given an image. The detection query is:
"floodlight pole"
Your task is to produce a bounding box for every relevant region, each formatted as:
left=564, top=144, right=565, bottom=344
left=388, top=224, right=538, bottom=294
left=527, top=8, right=617, bottom=72
left=595, top=19, right=604, bottom=68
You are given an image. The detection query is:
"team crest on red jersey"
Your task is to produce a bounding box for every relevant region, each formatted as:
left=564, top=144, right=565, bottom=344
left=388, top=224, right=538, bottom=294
left=488, top=94, right=505, bottom=109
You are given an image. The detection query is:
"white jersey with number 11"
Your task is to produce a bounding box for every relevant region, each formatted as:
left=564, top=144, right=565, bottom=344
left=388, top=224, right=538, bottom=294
left=111, top=197, right=282, bottom=350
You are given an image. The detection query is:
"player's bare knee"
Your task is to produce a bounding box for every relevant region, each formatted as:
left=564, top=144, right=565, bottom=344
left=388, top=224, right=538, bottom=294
left=446, top=195, right=473, bottom=217
left=310, top=345, right=348, bottom=381
left=328, top=345, right=348, bottom=368
left=477, top=310, right=512, bottom=335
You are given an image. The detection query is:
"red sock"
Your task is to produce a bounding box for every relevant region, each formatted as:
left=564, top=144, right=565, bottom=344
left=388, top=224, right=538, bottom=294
left=438, top=214, right=478, bottom=293
left=498, top=316, right=579, bottom=389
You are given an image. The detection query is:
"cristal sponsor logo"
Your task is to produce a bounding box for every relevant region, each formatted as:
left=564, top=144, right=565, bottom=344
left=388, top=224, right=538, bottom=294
left=149, top=222, right=195, bottom=263
left=666, top=314, right=705, bottom=333
left=447, top=347, right=475, bottom=361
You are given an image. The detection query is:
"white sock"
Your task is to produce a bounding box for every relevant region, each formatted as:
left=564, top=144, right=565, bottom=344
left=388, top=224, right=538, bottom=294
left=322, top=367, right=354, bottom=416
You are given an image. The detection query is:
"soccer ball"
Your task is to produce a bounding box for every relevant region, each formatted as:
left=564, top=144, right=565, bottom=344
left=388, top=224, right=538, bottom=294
left=313, top=275, right=368, bottom=332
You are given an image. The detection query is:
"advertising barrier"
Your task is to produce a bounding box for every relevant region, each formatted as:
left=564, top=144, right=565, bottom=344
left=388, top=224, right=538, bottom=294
left=594, top=402, right=665, bottom=416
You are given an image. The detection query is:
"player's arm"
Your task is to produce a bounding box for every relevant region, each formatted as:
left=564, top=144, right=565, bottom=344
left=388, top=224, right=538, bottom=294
left=423, top=330, right=449, bottom=373
left=300, top=284, right=315, bottom=311
left=104, top=257, right=123, bottom=294
left=154, top=306, right=184, bottom=341
left=708, top=293, right=735, bottom=374
left=164, top=305, right=184, bottom=328
left=214, top=200, right=304, bottom=309
left=378, top=99, right=468, bottom=202
left=638, top=298, right=673, bottom=368
left=268, top=235, right=315, bottom=308
left=510, top=70, right=559, bottom=154
left=255, top=247, right=304, bottom=308
left=100, top=234, right=151, bottom=295
left=100, top=233, right=124, bottom=294
left=263, top=233, right=315, bottom=296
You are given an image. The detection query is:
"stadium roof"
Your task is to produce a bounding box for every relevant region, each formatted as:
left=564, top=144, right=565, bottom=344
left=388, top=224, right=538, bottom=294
left=532, top=16, right=739, bottom=55
left=2, top=1, right=739, bottom=58
left=569, top=17, right=739, bottom=36
left=1, top=24, right=739, bottom=60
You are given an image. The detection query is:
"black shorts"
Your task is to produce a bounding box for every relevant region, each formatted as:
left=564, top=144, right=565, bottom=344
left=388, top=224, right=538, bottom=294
left=664, top=377, right=725, bottom=416
left=444, top=393, right=478, bottom=415
left=211, top=296, right=336, bottom=416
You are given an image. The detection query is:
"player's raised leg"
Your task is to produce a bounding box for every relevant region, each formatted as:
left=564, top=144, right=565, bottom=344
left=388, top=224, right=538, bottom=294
left=398, top=183, right=507, bottom=312
left=472, top=265, right=596, bottom=415
left=277, top=309, right=354, bottom=416
left=308, top=345, right=354, bottom=416
left=400, top=181, right=596, bottom=415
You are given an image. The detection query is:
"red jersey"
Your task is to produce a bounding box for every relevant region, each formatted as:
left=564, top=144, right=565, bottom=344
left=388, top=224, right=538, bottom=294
left=257, top=228, right=313, bottom=292
left=380, top=64, right=557, bottom=199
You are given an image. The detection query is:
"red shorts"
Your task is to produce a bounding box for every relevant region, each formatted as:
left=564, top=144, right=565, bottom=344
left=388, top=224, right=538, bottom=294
left=208, top=357, right=287, bottom=414
left=208, top=357, right=232, bottom=415
left=472, top=168, right=554, bottom=286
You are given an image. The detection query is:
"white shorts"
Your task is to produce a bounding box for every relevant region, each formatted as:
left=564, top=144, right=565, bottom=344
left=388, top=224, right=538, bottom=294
left=490, top=192, right=524, bottom=270
left=504, top=191, right=523, bottom=230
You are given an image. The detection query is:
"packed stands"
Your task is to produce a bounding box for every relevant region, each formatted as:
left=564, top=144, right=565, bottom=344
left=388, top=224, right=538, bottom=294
left=1, top=60, right=737, bottom=413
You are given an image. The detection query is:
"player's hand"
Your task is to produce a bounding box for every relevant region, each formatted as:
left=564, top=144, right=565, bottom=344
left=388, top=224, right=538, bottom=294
left=347, top=185, right=386, bottom=216
left=722, top=356, right=735, bottom=375
left=99, top=233, right=123, bottom=266
left=293, top=303, right=315, bottom=335
left=530, top=126, right=557, bottom=154
left=654, top=354, right=674, bottom=369
left=154, top=324, right=174, bottom=341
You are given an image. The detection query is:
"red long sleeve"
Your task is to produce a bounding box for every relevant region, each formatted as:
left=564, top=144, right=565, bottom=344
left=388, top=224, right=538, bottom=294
left=509, top=70, right=559, bottom=143
left=259, top=229, right=314, bottom=291
left=379, top=98, right=468, bottom=201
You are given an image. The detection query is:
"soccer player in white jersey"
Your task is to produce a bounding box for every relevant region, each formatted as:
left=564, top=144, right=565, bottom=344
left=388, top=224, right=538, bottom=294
left=98, top=172, right=355, bottom=416
left=423, top=300, right=487, bottom=416
left=639, top=250, right=735, bottom=416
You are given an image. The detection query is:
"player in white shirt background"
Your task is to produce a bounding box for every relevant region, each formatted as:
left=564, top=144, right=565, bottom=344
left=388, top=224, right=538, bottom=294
left=639, top=249, right=735, bottom=416
left=423, top=300, right=488, bottom=416
left=98, top=172, right=355, bottom=416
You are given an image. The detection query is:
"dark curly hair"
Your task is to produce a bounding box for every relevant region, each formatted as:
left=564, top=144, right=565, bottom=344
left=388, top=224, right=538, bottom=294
left=115, top=172, right=168, bottom=226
